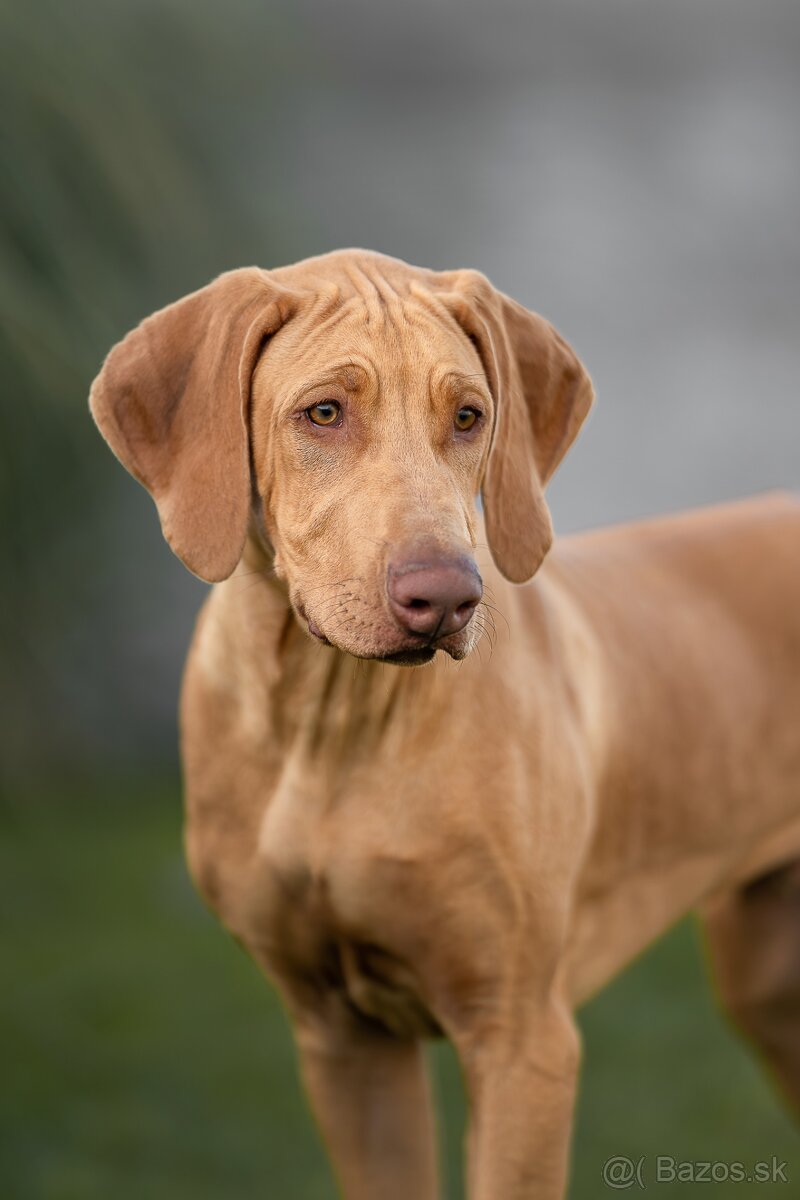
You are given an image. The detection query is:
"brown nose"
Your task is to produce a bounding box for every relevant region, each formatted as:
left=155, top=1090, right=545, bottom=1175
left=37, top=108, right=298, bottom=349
left=387, top=553, right=482, bottom=639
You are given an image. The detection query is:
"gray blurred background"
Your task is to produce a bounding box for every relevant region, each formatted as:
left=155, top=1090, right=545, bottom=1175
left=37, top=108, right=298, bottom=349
left=2, top=2, right=799, bottom=1197
left=3, top=0, right=798, bottom=783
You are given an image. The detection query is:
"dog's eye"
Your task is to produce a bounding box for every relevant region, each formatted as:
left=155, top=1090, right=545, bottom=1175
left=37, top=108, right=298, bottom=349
left=307, top=401, right=341, bottom=426
left=454, top=406, right=480, bottom=432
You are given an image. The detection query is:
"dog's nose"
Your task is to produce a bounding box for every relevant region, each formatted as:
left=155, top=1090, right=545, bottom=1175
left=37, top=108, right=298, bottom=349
left=387, top=554, right=482, bottom=638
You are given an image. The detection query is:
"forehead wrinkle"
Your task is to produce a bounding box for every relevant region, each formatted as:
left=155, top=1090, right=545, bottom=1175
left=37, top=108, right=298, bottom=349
left=344, top=308, right=480, bottom=427
left=402, top=302, right=482, bottom=371
left=267, top=286, right=486, bottom=421
left=340, top=261, right=403, bottom=328
left=436, top=366, right=491, bottom=401
left=405, top=285, right=487, bottom=371
left=280, top=357, right=375, bottom=408
left=309, top=293, right=364, bottom=339
left=390, top=305, right=488, bottom=415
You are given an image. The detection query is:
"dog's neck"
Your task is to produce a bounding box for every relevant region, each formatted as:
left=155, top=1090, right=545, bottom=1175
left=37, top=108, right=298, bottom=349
left=229, top=530, right=458, bottom=762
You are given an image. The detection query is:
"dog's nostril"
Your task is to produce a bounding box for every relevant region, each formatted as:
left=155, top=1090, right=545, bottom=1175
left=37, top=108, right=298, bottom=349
left=408, top=598, right=431, bottom=610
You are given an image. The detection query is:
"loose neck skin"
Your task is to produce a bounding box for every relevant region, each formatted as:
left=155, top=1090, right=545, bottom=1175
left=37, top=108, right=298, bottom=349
left=227, top=529, right=464, bottom=765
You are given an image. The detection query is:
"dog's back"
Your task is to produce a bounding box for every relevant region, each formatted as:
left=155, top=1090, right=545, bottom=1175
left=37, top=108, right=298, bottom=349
left=553, top=490, right=800, bottom=703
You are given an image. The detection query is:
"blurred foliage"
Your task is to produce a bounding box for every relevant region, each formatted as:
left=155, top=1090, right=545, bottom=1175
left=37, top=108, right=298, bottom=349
left=0, top=0, right=304, bottom=785
left=2, top=781, right=797, bottom=1197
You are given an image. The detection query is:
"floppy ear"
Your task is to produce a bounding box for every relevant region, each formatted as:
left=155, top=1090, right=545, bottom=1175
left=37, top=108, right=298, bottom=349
left=89, top=269, right=298, bottom=582
left=436, top=271, right=594, bottom=583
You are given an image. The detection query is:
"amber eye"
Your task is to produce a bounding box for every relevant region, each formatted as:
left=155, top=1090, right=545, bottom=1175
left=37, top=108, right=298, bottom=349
left=454, top=406, right=479, bottom=432
left=306, top=400, right=341, bottom=426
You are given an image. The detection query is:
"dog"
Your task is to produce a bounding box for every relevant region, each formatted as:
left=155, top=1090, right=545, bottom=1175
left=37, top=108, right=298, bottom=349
left=90, top=249, right=800, bottom=1199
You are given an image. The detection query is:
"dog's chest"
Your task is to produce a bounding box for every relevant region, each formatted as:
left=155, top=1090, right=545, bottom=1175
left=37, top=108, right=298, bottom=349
left=257, top=860, right=443, bottom=1038
left=237, top=766, right=449, bottom=1034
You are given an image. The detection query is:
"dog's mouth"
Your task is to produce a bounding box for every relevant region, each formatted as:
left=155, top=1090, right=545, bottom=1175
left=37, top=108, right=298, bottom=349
left=306, top=617, right=442, bottom=666
left=298, top=597, right=476, bottom=666
left=377, top=646, right=437, bottom=667
left=306, top=615, right=331, bottom=645
left=303, top=609, right=472, bottom=667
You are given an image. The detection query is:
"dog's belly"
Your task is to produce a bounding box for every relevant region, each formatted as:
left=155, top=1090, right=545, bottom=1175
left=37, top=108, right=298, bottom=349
left=566, top=807, right=800, bottom=1007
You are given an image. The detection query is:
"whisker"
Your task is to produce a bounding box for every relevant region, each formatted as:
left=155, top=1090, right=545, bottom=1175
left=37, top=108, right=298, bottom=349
left=474, top=617, right=493, bottom=653
left=480, top=607, right=498, bottom=643
left=323, top=599, right=354, bottom=623
left=474, top=615, right=495, bottom=662
left=301, top=576, right=362, bottom=596
left=480, top=600, right=510, bottom=639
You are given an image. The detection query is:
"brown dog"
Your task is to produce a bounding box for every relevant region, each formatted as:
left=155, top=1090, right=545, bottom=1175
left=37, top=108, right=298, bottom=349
left=90, top=249, right=800, bottom=1199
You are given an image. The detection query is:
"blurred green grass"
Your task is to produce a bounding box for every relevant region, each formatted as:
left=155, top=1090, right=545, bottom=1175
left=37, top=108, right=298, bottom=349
left=2, top=781, right=797, bottom=1198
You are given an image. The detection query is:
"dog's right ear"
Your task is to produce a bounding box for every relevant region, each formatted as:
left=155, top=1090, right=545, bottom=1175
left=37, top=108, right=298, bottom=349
left=89, top=269, right=298, bottom=582
left=428, top=270, right=594, bottom=584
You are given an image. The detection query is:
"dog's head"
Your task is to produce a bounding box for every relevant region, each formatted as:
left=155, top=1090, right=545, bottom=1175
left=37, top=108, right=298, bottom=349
left=90, top=250, right=593, bottom=664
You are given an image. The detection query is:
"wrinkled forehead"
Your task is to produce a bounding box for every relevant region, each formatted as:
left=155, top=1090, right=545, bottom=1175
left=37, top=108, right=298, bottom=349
left=255, top=283, right=487, bottom=406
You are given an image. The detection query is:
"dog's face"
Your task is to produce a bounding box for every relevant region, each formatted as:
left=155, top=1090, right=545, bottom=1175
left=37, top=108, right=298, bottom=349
left=250, top=288, right=493, bottom=663
left=90, top=250, right=593, bottom=665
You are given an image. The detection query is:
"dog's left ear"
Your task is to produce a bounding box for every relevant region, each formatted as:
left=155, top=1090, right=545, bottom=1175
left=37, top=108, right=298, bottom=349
left=433, top=271, right=594, bottom=583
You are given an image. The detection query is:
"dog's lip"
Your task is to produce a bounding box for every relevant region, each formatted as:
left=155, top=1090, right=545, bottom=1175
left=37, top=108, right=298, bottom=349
left=306, top=614, right=438, bottom=663
left=307, top=616, right=330, bottom=644
left=374, top=625, right=472, bottom=664
left=297, top=603, right=332, bottom=645
left=377, top=646, right=437, bottom=666
left=298, top=601, right=470, bottom=661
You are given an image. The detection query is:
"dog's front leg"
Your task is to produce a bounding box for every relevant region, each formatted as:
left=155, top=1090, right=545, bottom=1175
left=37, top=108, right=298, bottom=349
left=453, top=996, right=580, bottom=1200
left=291, top=1007, right=439, bottom=1200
